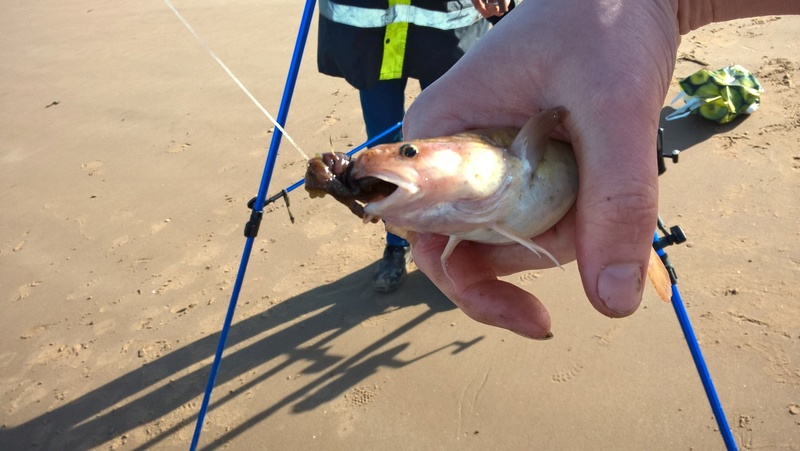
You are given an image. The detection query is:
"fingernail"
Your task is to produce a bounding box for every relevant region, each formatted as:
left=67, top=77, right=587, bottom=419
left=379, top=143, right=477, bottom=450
left=598, top=262, right=644, bottom=316
left=513, top=330, right=554, bottom=341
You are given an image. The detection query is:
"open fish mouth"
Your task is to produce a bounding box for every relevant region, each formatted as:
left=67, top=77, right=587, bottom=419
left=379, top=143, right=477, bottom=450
left=358, top=172, right=419, bottom=214
left=350, top=175, right=400, bottom=204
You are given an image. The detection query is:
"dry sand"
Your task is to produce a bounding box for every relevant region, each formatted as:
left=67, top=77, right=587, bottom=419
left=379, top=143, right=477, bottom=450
left=1, top=1, right=799, bottom=449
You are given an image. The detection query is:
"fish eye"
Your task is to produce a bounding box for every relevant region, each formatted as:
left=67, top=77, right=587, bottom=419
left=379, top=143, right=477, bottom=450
left=399, top=144, right=418, bottom=158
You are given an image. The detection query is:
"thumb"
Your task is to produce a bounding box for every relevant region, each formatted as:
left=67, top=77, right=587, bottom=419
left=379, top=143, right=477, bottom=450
left=570, top=108, right=660, bottom=318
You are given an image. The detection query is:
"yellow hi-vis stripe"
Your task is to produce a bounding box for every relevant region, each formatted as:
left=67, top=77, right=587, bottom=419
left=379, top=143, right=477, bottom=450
left=379, top=0, right=411, bottom=81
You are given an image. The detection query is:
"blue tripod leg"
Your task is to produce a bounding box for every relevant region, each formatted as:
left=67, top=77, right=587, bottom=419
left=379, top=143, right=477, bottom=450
left=653, top=230, right=738, bottom=450
left=189, top=0, right=318, bottom=449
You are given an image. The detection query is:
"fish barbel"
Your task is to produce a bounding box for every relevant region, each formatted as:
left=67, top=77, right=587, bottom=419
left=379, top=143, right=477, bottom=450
left=305, top=108, right=672, bottom=302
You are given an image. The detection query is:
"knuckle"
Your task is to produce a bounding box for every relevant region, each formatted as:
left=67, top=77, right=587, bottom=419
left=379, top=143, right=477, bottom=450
left=586, top=184, right=658, bottom=240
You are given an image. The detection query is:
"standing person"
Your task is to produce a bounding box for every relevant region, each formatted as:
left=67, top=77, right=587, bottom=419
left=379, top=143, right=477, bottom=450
left=316, top=0, right=494, bottom=292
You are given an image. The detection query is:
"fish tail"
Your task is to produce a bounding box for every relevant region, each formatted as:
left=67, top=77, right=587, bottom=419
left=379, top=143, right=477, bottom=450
left=647, top=247, right=672, bottom=302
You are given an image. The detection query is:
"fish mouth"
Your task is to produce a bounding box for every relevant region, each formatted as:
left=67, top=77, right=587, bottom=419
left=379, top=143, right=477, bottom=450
left=350, top=175, right=399, bottom=203
left=305, top=152, right=417, bottom=222
left=345, top=156, right=420, bottom=210
left=356, top=172, right=419, bottom=213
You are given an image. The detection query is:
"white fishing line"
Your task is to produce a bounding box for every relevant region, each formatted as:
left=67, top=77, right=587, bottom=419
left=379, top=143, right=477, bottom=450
left=163, top=0, right=309, bottom=160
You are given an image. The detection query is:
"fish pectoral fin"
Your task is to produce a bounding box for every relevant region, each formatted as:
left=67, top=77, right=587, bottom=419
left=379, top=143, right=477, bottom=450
left=648, top=247, right=673, bottom=302
left=440, top=235, right=462, bottom=288
left=489, top=224, right=562, bottom=269
left=509, top=107, right=568, bottom=166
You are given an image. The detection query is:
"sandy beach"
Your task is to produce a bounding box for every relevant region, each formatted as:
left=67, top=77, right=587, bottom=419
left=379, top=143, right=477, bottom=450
left=1, top=1, right=799, bottom=449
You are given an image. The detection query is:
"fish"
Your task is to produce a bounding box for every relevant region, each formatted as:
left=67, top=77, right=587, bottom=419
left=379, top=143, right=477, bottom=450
left=305, top=108, right=672, bottom=302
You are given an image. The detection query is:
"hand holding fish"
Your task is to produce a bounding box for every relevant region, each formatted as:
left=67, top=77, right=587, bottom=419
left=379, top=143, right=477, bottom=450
left=401, top=0, right=800, bottom=338
left=401, top=0, right=680, bottom=338
left=307, top=0, right=800, bottom=339
left=306, top=108, right=670, bottom=340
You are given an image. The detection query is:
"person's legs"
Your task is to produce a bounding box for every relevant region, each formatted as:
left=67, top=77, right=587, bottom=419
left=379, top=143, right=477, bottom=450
left=359, top=79, right=411, bottom=292
left=359, top=78, right=407, bottom=144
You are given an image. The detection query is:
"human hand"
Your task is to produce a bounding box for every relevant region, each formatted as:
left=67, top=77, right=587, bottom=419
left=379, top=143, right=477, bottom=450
left=471, top=0, right=512, bottom=18
left=403, top=0, right=681, bottom=339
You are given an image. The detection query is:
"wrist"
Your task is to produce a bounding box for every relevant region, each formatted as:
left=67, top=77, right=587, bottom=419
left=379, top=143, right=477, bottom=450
left=676, top=0, right=713, bottom=34
left=677, top=0, right=800, bottom=34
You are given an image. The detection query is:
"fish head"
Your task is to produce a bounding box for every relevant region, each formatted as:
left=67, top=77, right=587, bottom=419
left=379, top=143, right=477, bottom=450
left=350, top=136, right=511, bottom=218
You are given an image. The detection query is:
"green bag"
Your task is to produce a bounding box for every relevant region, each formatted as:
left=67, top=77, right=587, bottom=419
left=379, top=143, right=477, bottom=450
left=666, top=65, right=764, bottom=124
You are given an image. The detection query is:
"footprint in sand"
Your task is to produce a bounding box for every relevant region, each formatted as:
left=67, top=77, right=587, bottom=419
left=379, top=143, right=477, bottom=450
left=518, top=271, right=542, bottom=284
left=551, top=363, right=584, bottom=383
left=593, top=324, right=624, bottom=346
left=13, top=280, right=42, bottom=301
left=91, top=319, right=117, bottom=336
left=136, top=340, right=172, bottom=363
left=110, top=235, right=129, bottom=250
left=81, top=160, right=105, bottom=176
left=150, top=218, right=171, bottom=234
left=324, top=112, right=340, bottom=126
left=166, top=141, right=192, bottom=154
left=7, top=381, right=49, bottom=415
left=344, top=385, right=379, bottom=407
left=20, top=322, right=51, bottom=339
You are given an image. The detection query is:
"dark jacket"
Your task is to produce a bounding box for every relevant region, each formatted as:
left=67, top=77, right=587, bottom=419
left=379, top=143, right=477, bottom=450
left=317, top=0, right=489, bottom=90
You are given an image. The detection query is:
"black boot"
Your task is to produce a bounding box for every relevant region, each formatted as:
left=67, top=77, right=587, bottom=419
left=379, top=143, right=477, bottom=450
left=372, top=245, right=411, bottom=293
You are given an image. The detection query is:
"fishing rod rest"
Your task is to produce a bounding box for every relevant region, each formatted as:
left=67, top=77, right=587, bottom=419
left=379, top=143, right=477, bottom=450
left=245, top=190, right=295, bottom=238
left=657, top=127, right=681, bottom=176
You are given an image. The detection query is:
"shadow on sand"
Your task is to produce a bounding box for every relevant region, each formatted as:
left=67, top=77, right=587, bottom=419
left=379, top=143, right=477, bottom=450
left=658, top=106, right=752, bottom=157
left=2, top=264, right=480, bottom=450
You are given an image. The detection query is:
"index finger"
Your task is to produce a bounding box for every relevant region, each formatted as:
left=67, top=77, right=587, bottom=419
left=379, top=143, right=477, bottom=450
left=407, top=232, right=553, bottom=339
